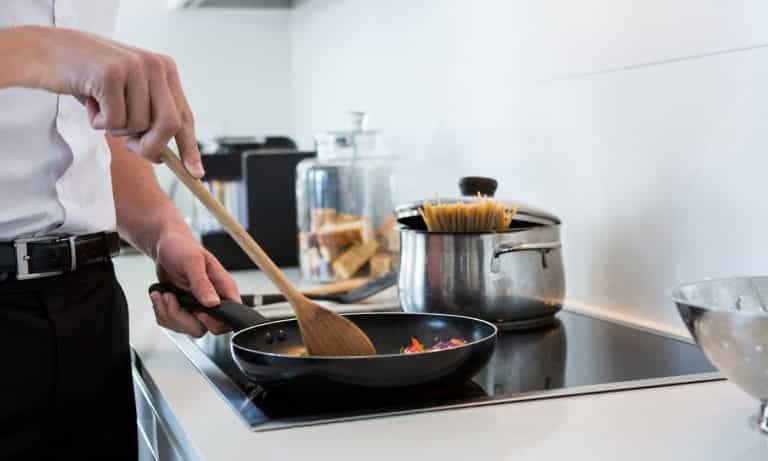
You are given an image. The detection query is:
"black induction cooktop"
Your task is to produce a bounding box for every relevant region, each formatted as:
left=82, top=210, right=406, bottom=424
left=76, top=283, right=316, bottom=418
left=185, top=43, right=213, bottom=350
left=167, top=310, right=720, bottom=431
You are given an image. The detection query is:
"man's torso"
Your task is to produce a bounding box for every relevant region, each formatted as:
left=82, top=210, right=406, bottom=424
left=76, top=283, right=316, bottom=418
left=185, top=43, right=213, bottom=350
left=0, top=0, right=120, bottom=240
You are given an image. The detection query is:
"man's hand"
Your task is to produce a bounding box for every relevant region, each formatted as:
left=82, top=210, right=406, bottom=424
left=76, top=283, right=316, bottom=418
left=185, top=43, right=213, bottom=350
left=150, top=231, right=239, bottom=338
left=2, top=26, right=204, bottom=177
left=107, top=135, right=234, bottom=338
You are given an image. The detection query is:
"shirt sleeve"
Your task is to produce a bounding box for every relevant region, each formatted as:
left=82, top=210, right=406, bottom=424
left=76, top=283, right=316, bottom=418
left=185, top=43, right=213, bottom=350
left=71, top=0, right=120, bottom=38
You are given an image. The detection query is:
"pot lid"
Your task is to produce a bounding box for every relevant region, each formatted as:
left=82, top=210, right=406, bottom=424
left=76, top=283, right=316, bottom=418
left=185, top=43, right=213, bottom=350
left=395, top=177, right=561, bottom=229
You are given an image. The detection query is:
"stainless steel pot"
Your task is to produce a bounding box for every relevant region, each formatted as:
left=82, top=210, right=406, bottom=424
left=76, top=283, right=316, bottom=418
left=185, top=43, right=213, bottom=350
left=395, top=176, right=566, bottom=326
left=398, top=221, right=565, bottom=326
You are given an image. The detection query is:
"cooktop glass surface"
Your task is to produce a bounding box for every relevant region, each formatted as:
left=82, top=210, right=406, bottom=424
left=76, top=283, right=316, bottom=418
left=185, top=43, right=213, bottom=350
left=169, top=310, right=719, bottom=431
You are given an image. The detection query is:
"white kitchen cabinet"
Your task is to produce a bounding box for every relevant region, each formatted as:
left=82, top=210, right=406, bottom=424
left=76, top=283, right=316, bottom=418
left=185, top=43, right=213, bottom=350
left=133, top=355, right=194, bottom=461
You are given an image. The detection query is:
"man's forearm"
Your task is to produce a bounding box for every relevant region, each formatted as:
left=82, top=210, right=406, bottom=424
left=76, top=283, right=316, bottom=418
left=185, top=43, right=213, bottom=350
left=108, top=135, right=193, bottom=259
left=0, top=26, right=47, bottom=89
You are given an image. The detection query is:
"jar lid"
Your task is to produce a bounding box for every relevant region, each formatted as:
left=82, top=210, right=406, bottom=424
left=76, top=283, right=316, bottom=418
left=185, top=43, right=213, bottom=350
left=395, top=176, right=561, bottom=229
left=314, top=111, right=388, bottom=159
left=315, top=130, right=382, bottom=155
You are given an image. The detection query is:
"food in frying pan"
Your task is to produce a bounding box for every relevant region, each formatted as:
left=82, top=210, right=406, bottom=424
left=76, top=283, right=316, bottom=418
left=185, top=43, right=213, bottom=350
left=400, top=337, right=467, bottom=354
left=293, top=337, right=468, bottom=357
left=418, top=195, right=520, bottom=232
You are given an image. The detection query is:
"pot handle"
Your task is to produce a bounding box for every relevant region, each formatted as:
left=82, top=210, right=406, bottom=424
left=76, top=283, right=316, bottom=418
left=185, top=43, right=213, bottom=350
left=492, top=241, right=562, bottom=272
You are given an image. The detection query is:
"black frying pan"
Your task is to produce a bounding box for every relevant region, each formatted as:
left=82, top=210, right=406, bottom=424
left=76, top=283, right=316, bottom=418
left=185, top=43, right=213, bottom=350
left=149, top=283, right=497, bottom=393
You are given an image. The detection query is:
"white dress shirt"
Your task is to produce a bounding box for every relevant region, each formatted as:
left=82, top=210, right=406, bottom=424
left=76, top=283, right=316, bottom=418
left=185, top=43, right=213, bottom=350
left=0, top=0, right=120, bottom=240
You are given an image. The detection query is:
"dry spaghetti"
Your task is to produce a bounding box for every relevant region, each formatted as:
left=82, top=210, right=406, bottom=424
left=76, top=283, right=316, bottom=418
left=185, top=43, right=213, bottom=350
left=418, top=195, right=519, bottom=232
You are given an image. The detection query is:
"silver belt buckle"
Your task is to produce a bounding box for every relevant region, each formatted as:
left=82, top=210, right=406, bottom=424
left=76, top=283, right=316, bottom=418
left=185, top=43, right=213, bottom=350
left=14, top=235, right=76, bottom=280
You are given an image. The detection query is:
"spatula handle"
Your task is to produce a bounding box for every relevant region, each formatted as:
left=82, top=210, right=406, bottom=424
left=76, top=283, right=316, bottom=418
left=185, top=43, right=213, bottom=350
left=161, top=147, right=306, bottom=305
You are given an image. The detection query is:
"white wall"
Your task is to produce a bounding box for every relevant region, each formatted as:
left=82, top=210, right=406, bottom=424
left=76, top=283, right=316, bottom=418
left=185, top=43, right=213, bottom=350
left=290, top=0, right=525, bottom=202
left=115, top=1, right=292, bottom=140
left=288, top=0, right=768, bottom=329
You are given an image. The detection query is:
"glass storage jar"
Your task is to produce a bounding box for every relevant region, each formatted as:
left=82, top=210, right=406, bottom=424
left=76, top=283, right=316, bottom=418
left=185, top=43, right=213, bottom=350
left=296, top=112, right=398, bottom=282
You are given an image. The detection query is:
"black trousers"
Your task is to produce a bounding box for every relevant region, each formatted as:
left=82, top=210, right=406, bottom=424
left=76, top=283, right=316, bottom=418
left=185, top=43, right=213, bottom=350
left=0, top=261, right=137, bottom=460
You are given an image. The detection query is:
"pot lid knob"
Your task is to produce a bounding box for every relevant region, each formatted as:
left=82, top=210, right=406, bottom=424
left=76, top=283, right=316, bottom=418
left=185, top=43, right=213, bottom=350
left=459, top=177, right=498, bottom=197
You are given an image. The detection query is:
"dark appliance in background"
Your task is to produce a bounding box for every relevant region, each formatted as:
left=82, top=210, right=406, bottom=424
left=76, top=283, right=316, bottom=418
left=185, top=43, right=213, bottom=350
left=207, top=136, right=297, bottom=154
left=198, top=138, right=314, bottom=270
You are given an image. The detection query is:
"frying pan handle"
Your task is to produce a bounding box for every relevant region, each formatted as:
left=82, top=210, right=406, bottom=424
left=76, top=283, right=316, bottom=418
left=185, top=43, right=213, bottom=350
left=148, top=282, right=270, bottom=332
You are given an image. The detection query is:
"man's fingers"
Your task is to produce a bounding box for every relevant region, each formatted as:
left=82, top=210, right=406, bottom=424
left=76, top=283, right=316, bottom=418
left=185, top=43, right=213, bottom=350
left=205, top=253, right=241, bottom=303
left=137, top=58, right=181, bottom=163
left=151, top=290, right=208, bottom=338
left=193, top=312, right=231, bottom=335
left=91, top=64, right=128, bottom=130
left=165, top=58, right=204, bottom=178
left=150, top=291, right=169, bottom=326
left=112, top=59, right=151, bottom=136
left=82, top=49, right=197, bottom=171
left=124, top=135, right=141, bottom=153
left=163, top=293, right=207, bottom=338
left=187, top=256, right=221, bottom=308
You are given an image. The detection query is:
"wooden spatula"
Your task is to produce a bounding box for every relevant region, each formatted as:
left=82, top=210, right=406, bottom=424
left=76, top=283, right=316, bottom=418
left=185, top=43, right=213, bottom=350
left=161, top=147, right=377, bottom=357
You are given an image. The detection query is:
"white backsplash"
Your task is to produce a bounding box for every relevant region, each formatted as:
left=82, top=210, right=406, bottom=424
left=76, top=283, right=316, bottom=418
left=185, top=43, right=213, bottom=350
left=287, top=0, right=768, bottom=328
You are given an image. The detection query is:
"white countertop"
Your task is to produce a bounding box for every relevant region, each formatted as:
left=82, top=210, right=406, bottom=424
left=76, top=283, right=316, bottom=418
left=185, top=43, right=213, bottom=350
left=115, top=254, right=768, bottom=461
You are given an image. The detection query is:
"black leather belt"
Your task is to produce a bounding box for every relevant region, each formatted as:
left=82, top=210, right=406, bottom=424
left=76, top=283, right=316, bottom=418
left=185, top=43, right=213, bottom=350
left=0, top=232, right=121, bottom=280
